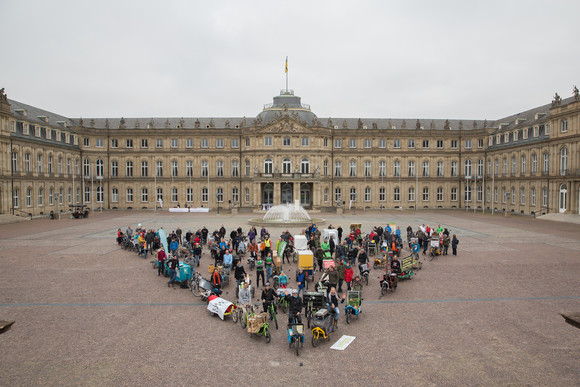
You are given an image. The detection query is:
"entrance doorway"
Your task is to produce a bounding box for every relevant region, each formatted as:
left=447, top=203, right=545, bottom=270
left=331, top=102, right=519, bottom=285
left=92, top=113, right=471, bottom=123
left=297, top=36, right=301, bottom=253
left=263, top=183, right=273, bottom=208
left=300, top=184, right=311, bottom=208
left=559, top=183, right=567, bottom=213
left=281, top=183, right=293, bottom=204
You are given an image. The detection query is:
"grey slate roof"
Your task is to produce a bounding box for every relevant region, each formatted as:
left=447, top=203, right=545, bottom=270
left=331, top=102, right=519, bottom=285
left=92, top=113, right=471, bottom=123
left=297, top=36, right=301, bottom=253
left=9, top=99, right=76, bottom=130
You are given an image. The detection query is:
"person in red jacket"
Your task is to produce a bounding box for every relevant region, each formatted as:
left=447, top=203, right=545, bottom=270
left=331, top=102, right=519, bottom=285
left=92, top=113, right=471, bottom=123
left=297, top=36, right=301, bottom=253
left=344, top=262, right=354, bottom=291
left=156, top=247, right=167, bottom=276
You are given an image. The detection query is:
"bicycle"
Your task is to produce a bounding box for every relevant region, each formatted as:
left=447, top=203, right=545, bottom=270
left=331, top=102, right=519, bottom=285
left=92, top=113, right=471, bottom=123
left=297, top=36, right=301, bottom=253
left=265, top=300, right=278, bottom=330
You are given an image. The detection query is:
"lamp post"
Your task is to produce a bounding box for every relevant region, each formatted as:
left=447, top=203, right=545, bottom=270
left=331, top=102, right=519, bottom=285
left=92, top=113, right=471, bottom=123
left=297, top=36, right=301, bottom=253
left=505, top=192, right=511, bottom=216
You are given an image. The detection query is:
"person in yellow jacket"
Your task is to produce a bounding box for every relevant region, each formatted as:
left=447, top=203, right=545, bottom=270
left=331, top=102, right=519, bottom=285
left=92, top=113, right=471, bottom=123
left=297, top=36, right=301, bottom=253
left=263, top=234, right=272, bottom=258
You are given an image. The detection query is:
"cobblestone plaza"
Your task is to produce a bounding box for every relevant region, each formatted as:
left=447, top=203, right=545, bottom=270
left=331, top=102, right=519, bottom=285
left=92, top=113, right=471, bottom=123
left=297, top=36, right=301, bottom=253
left=0, top=210, right=579, bottom=386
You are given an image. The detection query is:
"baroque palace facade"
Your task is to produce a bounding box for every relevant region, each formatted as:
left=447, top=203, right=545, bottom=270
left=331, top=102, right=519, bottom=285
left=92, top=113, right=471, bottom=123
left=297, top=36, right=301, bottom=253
left=0, top=86, right=579, bottom=216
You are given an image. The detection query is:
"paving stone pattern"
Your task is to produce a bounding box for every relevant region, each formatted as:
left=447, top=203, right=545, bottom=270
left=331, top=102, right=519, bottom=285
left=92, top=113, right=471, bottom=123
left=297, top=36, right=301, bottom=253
left=0, top=210, right=579, bottom=386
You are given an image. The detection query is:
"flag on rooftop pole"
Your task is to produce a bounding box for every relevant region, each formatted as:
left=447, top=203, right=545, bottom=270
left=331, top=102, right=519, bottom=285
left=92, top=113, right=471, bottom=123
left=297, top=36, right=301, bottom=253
left=285, top=56, right=288, bottom=73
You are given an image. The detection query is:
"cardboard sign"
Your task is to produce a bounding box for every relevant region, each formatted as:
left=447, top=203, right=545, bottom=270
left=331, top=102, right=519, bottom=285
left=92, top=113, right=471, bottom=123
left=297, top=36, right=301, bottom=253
left=330, top=335, right=356, bottom=350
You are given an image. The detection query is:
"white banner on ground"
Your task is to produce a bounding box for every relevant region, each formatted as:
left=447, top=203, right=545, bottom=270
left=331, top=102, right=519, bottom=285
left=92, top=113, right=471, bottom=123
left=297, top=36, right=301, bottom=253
left=207, top=297, right=233, bottom=320
left=330, top=335, right=356, bottom=350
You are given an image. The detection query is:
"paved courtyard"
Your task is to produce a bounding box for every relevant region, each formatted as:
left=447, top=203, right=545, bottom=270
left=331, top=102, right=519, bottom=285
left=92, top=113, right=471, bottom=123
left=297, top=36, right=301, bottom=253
left=0, top=209, right=579, bottom=386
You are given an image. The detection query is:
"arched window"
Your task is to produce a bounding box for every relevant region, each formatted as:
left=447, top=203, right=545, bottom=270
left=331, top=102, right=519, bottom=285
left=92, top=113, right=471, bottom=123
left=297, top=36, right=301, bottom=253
left=364, top=187, right=371, bottom=202
left=521, top=155, right=527, bottom=175
left=96, top=159, right=104, bottom=177
left=301, top=158, right=310, bottom=174
left=264, top=158, right=273, bottom=174
left=282, top=158, right=291, bottom=174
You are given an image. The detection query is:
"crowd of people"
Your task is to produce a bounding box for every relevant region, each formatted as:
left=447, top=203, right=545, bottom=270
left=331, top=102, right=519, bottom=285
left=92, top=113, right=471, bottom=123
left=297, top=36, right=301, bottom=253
left=117, top=220, right=460, bottom=324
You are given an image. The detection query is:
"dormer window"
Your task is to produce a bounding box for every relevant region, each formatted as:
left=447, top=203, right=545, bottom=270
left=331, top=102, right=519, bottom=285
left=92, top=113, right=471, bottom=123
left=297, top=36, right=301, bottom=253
left=23, top=123, right=29, bottom=135
left=522, top=128, right=528, bottom=139
left=504, top=133, right=509, bottom=143
left=513, top=130, right=518, bottom=141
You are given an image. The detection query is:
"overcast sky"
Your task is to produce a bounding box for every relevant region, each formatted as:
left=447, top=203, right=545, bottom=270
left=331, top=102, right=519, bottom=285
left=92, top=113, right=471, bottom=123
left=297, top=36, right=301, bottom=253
left=1, top=0, right=579, bottom=121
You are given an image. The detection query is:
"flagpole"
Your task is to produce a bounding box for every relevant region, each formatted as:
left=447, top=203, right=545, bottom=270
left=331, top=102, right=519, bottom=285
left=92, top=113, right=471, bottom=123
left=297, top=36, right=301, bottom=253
left=285, top=56, right=288, bottom=92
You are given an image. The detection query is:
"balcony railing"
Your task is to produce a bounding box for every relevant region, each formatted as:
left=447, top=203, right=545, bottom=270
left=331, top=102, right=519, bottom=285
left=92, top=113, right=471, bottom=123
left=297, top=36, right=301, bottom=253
left=259, top=172, right=313, bottom=178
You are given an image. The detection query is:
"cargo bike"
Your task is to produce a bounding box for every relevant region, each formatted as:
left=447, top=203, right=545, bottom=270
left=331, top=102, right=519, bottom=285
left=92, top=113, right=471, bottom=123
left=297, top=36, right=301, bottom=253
left=344, top=290, right=362, bottom=324
left=311, top=309, right=338, bottom=347
left=207, top=294, right=238, bottom=321
left=287, top=322, right=305, bottom=356
left=303, top=291, right=326, bottom=328
left=244, top=307, right=271, bottom=343
left=296, top=249, right=315, bottom=290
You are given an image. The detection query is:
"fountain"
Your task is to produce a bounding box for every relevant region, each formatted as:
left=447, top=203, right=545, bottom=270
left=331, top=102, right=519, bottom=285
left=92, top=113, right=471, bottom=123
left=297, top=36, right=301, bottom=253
left=249, top=200, right=324, bottom=227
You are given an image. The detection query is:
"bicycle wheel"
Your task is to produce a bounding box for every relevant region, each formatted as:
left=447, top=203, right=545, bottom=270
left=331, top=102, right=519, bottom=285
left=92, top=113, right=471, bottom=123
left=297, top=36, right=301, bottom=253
left=265, top=329, right=271, bottom=343
left=306, top=312, right=312, bottom=329
left=381, top=285, right=387, bottom=296
left=241, top=313, right=247, bottom=328
left=346, top=310, right=351, bottom=324
left=311, top=332, right=320, bottom=347
left=273, top=311, right=278, bottom=330
left=365, top=274, right=369, bottom=286
left=280, top=301, right=287, bottom=314
left=232, top=308, right=238, bottom=323
left=295, top=339, right=300, bottom=356
left=373, top=262, right=378, bottom=270
left=191, top=281, right=201, bottom=297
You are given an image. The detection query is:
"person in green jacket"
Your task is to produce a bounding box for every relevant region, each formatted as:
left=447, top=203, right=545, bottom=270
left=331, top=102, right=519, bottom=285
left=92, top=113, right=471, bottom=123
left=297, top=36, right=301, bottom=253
left=336, top=259, right=346, bottom=293
left=321, top=237, right=331, bottom=259
left=256, top=256, right=265, bottom=287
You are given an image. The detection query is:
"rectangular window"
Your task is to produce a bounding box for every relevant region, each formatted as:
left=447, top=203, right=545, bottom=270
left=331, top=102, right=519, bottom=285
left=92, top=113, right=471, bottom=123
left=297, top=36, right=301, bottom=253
left=478, top=139, right=483, bottom=148
left=216, top=139, right=223, bottom=148
left=522, top=129, right=528, bottom=140
left=494, top=187, right=498, bottom=203
left=334, top=139, right=342, bottom=148
left=393, top=187, right=400, bottom=202
left=126, top=139, right=133, bottom=148
left=408, top=139, right=415, bottom=149
left=142, top=188, right=148, bottom=203
left=186, top=161, right=193, bottom=177
left=364, top=188, right=371, bottom=202
left=111, top=161, right=118, bottom=177
left=84, top=137, right=90, bottom=147
left=302, top=137, right=309, bottom=146
left=349, top=161, right=356, bottom=177
left=408, top=161, right=415, bottom=177
left=533, top=126, right=539, bottom=137
left=364, top=139, right=371, bottom=148
left=245, top=188, right=250, bottom=203
left=231, top=138, right=239, bottom=148
left=172, top=188, right=178, bottom=202
left=96, top=139, right=104, bottom=148
left=186, top=139, right=193, bottom=148
left=111, top=139, right=118, bottom=148
left=437, top=140, right=444, bottom=149
left=422, top=187, right=429, bottom=201
left=141, top=161, right=148, bottom=177
left=323, top=138, right=329, bottom=147
left=364, top=161, right=371, bottom=177
left=349, top=139, right=356, bottom=149
left=465, top=139, right=472, bottom=149
left=264, top=137, right=272, bottom=146
left=451, top=187, right=457, bottom=201
left=323, top=160, right=328, bottom=177
left=542, top=188, right=548, bottom=206
left=201, top=139, right=208, bottom=148
left=216, top=188, right=223, bottom=202
left=504, top=133, right=509, bottom=143
left=408, top=188, right=415, bottom=202
left=422, top=161, right=429, bottom=177
left=141, top=139, right=148, bottom=148
left=171, top=139, right=178, bottom=148
left=379, top=187, right=386, bottom=202
left=393, top=139, right=400, bottom=149
left=437, top=161, right=444, bottom=177
left=393, top=161, right=400, bottom=177
left=423, top=140, right=429, bottom=149
left=186, top=188, right=193, bottom=202
left=216, top=161, right=223, bottom=177
left=156, top=161, right=163, bottom=177
left=156, top=139, right=163, bottom=148
left=451, top=140, right=457, bottom=149
left=201, top=161, right=208, bottom=177
left=531, top=188, right=536, bottom=206
left=379, top=161, right=386, bottom=177
left=545, top=124, right=550, bottom=135
left=232, top=188, right=239, bottom=204
left=24, top=153, right=31, bottom=173
left=334, top=188, right=342, bottom=204
left=561, top=120, right=568, bottom=132
left=126, top=161, right=133, bottom=177
left=379, top=139, right=386, bottom=149
left=126, top=188, right=133, bottom=202
left=245, top=160, right=250, bottom=177
left=451, top=161, right=457, bottom=177
left=171, top=161, right=179, bottom=177
left=334, top=161, right=342, bottom=177
left=232, top=160, right=239, bottom=177
left=513, top=131, right=518, bottom=141
left=437, top=187, right=443, bottom=201
left=245, top=137, right=250, bottom=147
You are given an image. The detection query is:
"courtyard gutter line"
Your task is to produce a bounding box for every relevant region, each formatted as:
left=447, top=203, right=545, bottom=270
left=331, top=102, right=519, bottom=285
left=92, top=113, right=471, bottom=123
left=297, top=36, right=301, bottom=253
left=1, top=296, right=579, bottom=308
